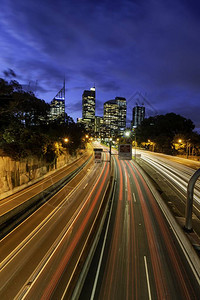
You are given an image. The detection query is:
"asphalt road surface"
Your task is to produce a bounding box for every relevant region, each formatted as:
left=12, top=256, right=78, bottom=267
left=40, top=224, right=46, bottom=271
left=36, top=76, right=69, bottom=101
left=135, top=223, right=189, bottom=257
left=0, top=151, right=110, bottom=299
left=80, top=152, right=200, bottom=299
left=136, top=149, right=200, bottom=237
left=1, top=147, right=200, bottom=299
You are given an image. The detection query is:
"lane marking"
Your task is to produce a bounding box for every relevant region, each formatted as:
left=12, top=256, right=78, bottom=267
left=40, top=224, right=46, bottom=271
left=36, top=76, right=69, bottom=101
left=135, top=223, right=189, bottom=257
left=131, top=157, right=200, bottom=286
left=0, top=163, right=99, bottom=269
left=133, top=193, right=136, bottom=203
left=61, top=170, right=110, bottom=299
left=15, top=162, right=109, bottom=299
left=137, top=157, right=200, bottom=213
left=144, top=256, right=152, bottom=300
left=40, top=162, right=110, bottom=299
left=83, top=183, right=88, bottom=189
left=90, top=179, right=116, bottom=300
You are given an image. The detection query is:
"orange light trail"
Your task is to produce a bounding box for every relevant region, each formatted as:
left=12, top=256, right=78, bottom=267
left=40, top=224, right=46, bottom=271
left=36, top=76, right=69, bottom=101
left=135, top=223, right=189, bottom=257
left=40, top=160, right=110, bottom=299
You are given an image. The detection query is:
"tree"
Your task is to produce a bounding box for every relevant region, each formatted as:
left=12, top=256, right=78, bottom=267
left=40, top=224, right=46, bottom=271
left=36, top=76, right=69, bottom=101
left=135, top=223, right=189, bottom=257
left=0, top=78, right=50, bottom=129
left=136, top=113, right=196, bottom=154
left=3, top=68, right=16, bottom=79
left=0, top=75, right=86, bottom=162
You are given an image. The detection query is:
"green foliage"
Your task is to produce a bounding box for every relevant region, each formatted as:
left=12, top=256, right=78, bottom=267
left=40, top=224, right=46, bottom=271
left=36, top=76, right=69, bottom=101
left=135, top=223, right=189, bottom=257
left=0, top=77, right=86, bottom=162
left=0, top=79, right=50, bottom=129
left=136, top=113, right=197, bottom=154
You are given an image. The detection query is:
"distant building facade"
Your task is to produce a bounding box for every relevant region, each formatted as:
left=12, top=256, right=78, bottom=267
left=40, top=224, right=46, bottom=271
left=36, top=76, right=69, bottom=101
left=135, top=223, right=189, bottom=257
left=49, top=83, right=65, bottom=123
left=132, top=105, right=145, bottom=128
left=82, top=87, right=96, bottom=134
left=104, top=99, right=118, bottom=138
left=95, top=116, right=104, bottom=138
left=103, top=97, right=126, bottom=138
left=116, top=97, right=127, bottom=136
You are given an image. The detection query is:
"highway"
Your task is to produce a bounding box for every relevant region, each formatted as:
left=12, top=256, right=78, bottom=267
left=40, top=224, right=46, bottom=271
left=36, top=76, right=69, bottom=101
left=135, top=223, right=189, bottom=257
left=0, top=150, right=110, bottom=299
left=135, top=149, right=200, bottom=236
left=80, top=152, right=200, bottom=299
left=1, top=146, right=200, bottom=299
left=0, top=150, right=92, bottom=239
left=135, top=149, right=200, bottom=170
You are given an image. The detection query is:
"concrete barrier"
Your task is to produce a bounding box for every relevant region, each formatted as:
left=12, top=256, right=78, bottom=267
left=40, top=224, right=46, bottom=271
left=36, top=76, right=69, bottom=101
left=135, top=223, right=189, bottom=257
left=0, top=156, right=92, bottom=238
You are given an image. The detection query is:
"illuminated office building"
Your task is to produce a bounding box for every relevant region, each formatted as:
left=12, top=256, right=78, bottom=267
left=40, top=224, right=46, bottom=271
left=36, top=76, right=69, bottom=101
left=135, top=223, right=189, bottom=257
left=103, top=97, right=126, bottom=138
left=95, top=116, right=104, bottom=138
left=116, top=97, right=127, bottom=136
left=50, top=82, right=65, bottom=123
left=82, top=87, right=96, bottom=134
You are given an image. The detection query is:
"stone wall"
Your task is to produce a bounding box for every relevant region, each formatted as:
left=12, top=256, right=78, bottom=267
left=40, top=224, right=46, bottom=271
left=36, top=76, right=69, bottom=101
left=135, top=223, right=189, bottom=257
left=0, top=150, right=83, bottom=199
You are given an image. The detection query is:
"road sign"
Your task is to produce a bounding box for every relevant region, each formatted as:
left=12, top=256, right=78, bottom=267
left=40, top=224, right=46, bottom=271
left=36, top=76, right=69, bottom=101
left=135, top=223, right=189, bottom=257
left=118, top=144, right=132, bottom=160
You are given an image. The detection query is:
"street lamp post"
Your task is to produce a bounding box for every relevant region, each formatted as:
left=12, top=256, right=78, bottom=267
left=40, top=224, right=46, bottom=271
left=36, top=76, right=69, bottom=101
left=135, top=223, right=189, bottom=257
left=186, top=140, right=191, bottom=159
left=178, top=139, right=190, bottom=159
left=109, top=138, right=112, bottom=162
left=134, top=134, right=136, bottom=159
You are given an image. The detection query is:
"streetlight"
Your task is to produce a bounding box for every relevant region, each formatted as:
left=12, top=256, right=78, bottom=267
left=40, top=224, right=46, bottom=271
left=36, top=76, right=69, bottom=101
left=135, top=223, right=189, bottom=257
left=125, top=130, right=130, bottom=137
left=64, top=138, right=69, bottom=143
left=178, top=138, right=190, bottom=159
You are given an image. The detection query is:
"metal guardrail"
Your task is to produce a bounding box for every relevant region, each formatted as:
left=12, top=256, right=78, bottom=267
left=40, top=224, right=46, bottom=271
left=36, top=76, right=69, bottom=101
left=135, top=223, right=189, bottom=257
left=185, top=168, right=200, bottom=231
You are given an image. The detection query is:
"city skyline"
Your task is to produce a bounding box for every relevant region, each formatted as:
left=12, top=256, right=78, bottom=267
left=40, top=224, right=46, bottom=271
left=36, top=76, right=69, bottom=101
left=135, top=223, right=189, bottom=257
left=0, top=0, right=200, bottom=131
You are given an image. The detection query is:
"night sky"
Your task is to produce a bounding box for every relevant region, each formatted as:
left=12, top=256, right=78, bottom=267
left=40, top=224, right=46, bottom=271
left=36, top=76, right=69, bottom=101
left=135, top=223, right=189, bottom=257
left=1, top=0, right=200, bottom=130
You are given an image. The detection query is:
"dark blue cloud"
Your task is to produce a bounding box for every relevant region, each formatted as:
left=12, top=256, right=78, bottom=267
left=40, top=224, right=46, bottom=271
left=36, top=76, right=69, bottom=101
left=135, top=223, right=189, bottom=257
left=0, top=0, right=200, bottom=130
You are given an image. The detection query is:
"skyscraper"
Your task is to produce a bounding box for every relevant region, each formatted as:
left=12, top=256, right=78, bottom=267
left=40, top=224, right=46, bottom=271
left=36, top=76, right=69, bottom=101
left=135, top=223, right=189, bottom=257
left=50, top=81, right=65, bottom=123
left=104, top=99, right=118, bottom=137
left=82, top=87, right=96, bottom=134
left=103, top=97, right=126, bottom=138
left=132, top=105, right=145, bottom=128
left=115, top=97, right=127, bottom=136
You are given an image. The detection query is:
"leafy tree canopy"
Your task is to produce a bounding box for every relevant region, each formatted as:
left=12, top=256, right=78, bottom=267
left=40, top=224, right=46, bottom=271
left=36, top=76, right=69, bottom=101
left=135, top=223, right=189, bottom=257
left=136, top=113, right=196, bottom=154
left=0, top=76, right=86, bottom=161
left=0, top=78, right=50, bottom=129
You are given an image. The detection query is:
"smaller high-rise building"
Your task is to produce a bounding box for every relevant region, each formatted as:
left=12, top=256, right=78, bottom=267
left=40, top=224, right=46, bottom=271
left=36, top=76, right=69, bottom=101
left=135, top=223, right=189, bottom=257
left=132, top=105, right=145, bottom=128
left=104, top=99, right=119, bottom=138
left=103, top=97, right=127, bottom=138
left=115, top=97, right=127, bottom=136
left=50, top=82, right=65, bottom=123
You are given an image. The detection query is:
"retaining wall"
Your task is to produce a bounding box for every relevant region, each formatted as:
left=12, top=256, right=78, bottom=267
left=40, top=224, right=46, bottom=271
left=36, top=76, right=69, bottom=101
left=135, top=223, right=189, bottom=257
left=0, top=150, right=83, bottom=199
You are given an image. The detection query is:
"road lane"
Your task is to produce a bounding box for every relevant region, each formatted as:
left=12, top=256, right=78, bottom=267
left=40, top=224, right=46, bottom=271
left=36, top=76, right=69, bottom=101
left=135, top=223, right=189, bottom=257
left=137, top=150, right=200, bottom=206
left=0, top=151, right=92, bottom=216
left=136, top=150, right=200, bottom=237
left=0, top=152, right=110, bottom=299
left=127, top=161, right=198, bottom=298
left=1, top=154, right=95, bottom=262
left=136, top=149, right=200, bottom=170
left=85, top=154, right=199, bottom=299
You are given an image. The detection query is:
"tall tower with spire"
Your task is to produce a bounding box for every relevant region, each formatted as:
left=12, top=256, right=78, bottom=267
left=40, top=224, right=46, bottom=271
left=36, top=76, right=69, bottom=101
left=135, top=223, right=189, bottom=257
left=50, top=80, right=65, bottom=123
